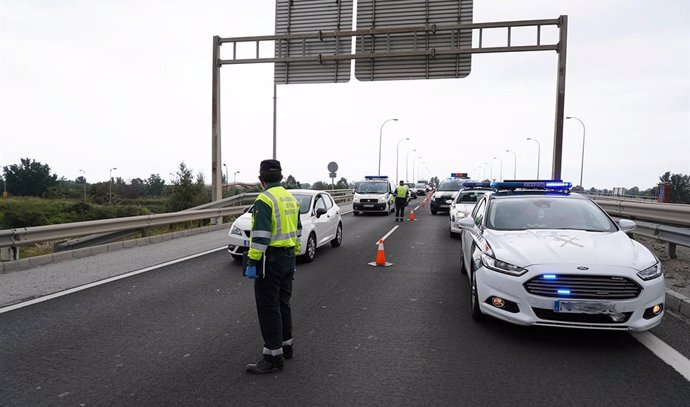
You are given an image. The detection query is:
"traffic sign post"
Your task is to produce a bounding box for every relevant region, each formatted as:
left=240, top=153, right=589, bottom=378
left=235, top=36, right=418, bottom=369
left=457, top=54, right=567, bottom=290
left=211, top=1, right=570, bottom=200
left=328, top=162, right=338, bottom=189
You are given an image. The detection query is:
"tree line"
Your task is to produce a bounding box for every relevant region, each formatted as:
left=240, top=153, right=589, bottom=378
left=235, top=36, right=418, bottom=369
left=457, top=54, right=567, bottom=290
left=0, top=158, right=356, bottom=206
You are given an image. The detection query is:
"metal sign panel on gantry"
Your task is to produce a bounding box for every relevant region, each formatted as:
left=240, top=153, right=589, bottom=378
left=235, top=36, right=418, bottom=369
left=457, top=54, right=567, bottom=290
left=355, top=0, right=473, bottom=81
left=274, top=0, right=353, bottom=84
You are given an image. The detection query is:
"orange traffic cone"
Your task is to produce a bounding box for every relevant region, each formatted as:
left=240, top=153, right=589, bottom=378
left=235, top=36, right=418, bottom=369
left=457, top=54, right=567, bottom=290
left=409, top=208, right=416, bottom=221
left=368, top=239, right=393, bottom=267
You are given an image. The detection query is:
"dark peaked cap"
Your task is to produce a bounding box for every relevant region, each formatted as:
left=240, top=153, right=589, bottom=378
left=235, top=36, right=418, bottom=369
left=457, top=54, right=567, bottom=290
left=260, top=159, right=282, bottom=173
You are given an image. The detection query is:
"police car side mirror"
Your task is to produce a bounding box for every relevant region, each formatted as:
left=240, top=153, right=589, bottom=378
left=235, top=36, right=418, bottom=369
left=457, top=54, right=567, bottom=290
left=457, top=217, right=475, bottom=229
left=618, top=219, right=636, bottom=233
left=315, top=208, right=327, bottom=218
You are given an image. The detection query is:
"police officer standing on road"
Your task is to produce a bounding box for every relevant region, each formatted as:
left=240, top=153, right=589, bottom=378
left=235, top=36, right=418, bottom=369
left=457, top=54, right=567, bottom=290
left=394, top=180, right=410, bottom=222
left=244, top=159, right=302, bottom=374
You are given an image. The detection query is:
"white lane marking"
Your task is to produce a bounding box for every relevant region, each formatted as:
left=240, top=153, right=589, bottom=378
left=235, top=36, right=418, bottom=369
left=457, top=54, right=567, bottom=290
left=0, top=246, right=227, bottom=314
left=630, top=331, right=690, bottom=381
left=376, top=226, right=399, bottom=244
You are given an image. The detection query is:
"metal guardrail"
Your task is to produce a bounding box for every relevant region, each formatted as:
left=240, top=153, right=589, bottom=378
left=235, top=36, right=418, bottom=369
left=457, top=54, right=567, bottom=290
left=591, top=197, right=690, bottom=227
left=592, top=197, right=690, bottom=259
left=0, top=189, right=354, bottom=260
left=2, top=190, right=685, bottom=261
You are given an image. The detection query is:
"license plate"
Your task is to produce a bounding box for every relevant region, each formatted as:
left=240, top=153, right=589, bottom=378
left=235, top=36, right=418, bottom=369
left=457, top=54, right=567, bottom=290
left=440, top=205, right=449, bottom=209
left=363, top=204, right=374, bottom=208
left=554, top=300, right=616, bottom=314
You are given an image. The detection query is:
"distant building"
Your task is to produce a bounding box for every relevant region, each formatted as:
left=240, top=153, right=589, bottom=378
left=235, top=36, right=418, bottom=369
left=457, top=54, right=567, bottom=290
left=612, top=187, right=627, bottom=196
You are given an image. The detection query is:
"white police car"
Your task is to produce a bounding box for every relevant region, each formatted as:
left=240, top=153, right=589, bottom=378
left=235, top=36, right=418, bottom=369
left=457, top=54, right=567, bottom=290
left=227, top=190, right=342, bottom=263
left=352, top=176, right=395, bottom=215
left=449, top=182, right=492, bottom=238
left=456, top=180, right=664, bottom=331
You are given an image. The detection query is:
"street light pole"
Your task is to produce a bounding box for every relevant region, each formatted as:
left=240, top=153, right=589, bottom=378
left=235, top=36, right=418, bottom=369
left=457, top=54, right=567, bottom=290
left=378, top=118, right=398, bottom=176
left=109, top=167, right=117, bottom=205
left=412, top=156, right=422, bottom=183
left=567, top=116, right=586, bottom=190
left=505, top=150, right=517, bottom=179
left=493, top=157, right=503, bottom=181
left=233, top=171, right=240, bottom=196
left=79, top=169, right=86, bottom=202
left=526, top=138, right=541, bottom=179
left=396, top=137, right=410, bottom=182
left=405, top=149, right=416, bottom=182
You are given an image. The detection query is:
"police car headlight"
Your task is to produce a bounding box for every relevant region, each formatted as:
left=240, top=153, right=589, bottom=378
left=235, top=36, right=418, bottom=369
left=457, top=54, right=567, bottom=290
left=353, top=195, right=360, bottom=203
left=378, top=196, right=387, bottom=203
left=637, top=262, right=662, bottom=281
left=481, top=253, right=527, bottom=276
left=230, top=225, right=243, bottom=236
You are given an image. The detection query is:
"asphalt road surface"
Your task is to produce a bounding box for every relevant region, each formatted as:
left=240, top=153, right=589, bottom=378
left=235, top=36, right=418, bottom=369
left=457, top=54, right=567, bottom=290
left=2, top=203, right=689, bottom=406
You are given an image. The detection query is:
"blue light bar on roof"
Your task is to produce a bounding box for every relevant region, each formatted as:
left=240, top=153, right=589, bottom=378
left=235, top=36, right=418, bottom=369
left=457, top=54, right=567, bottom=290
left=463, top=182, right=491, bottom=188
left=491, top=180, right=572, bottom=190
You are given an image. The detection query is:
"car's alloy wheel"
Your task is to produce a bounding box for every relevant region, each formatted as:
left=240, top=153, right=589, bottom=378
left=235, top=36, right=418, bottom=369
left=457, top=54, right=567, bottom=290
left=330, top=223, right=342, bottom=247
left=302, top=233, right=316, bottom=263
left=470, top=269, right=485, bottom=322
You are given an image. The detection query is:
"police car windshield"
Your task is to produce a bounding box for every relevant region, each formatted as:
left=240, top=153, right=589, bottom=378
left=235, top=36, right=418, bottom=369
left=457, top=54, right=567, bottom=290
left=438, top=180, right=464, bottom=191
left=291, top=194, right=313, bottom=214
left=486, top=196, right=617, bottom=232
left=356, top=182, right=388, bottom=194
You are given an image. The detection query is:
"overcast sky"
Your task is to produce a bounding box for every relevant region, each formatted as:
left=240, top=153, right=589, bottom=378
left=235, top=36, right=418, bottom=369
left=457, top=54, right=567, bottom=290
left=1, top=0, right=689, bottom=190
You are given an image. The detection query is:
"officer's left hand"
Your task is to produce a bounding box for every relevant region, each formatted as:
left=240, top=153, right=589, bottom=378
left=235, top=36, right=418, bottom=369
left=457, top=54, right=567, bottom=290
left=245, top=265, right=258, bottom=280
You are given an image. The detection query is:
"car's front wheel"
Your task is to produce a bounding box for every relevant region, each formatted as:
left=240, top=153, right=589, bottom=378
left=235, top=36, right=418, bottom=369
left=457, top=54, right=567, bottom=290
left=431, top=209, right=438, bottom=215
left=330, top=223, right=343, bottom=247
left=353, top=211, right=360, bottom=216
left=301, top=233, right=316, bottom=263
left=470, top=268, right=485, bottom=322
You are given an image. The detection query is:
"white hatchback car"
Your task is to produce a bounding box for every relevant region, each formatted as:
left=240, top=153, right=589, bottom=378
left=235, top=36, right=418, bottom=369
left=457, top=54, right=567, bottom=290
left=449, top=183, right=492, bottom=238
left=457, top=180, right=665, bottom=331
left=227, top=189, right=342, bottom=262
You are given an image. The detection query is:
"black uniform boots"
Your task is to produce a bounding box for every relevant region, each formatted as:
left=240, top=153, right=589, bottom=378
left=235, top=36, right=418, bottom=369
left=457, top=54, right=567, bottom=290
left=246, top=354, right=284, bottom=374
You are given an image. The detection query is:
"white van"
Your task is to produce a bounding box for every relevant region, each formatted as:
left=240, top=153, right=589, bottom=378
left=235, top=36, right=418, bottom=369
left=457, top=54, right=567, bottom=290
left=352, top=176, right=395, bottom=215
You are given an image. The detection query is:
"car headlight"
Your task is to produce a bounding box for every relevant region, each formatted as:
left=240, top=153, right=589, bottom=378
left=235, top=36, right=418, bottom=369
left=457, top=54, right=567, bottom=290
left=637, top=262, right=662, bottom=281
left=378, top=195, right=387, bottom=203
left=353, top=195, right=360, bottom=203
left=230, top=225, right=243, bottom=236
left=481, top=253, right=527, bottom=276
left=445, top=199, right=453, bottom=204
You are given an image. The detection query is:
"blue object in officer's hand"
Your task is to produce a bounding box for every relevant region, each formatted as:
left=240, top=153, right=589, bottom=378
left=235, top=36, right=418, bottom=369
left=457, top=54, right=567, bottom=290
left=245, top=265, right=257, bottom=280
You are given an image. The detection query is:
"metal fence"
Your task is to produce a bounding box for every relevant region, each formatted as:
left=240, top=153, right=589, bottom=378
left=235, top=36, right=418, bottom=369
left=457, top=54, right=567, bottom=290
left=0, top=190, right=353, bottom=260
left=591, top=197, right=690, bottom=258
left=2, top=190, right=688, bottom=261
